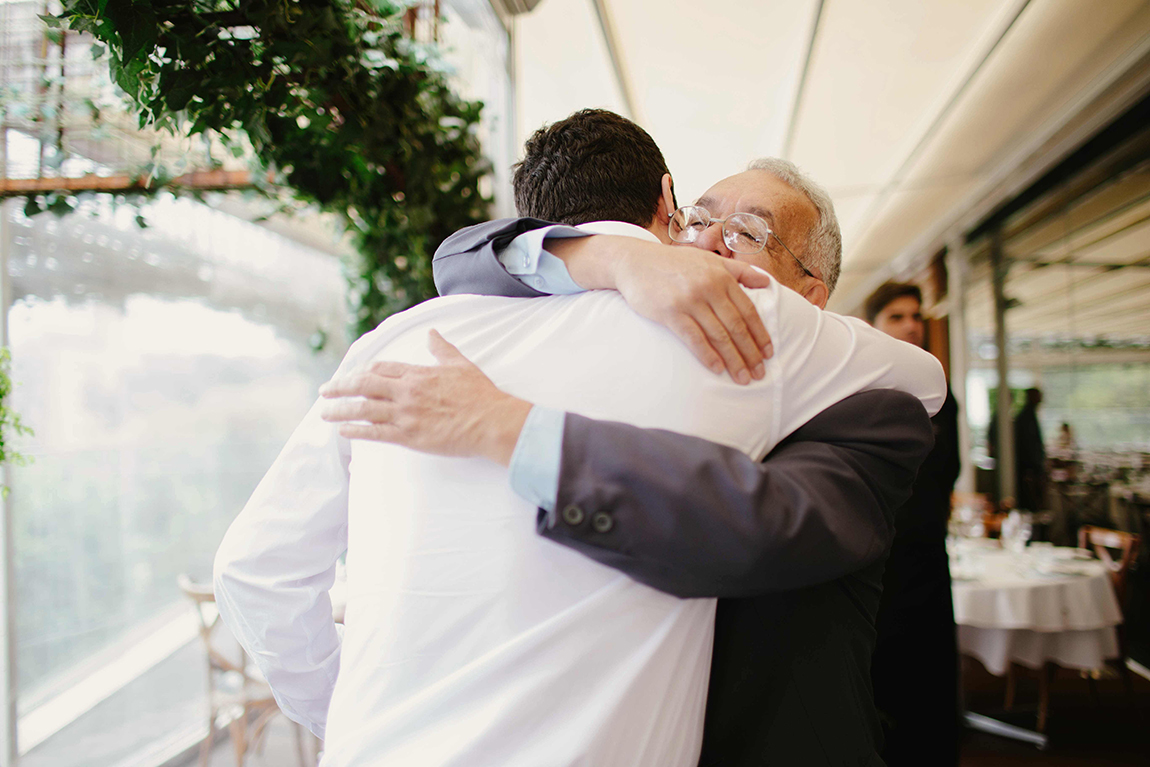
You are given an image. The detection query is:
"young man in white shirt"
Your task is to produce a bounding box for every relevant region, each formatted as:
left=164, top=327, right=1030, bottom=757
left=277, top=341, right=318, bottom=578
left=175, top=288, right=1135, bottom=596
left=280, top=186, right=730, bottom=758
left=216, top=109, right=945, bottom=766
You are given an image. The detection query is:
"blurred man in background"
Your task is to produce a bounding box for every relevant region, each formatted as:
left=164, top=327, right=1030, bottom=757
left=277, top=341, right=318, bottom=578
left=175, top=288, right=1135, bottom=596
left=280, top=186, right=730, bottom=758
left=1015, top=387, right=1048, bottom=511
left=865, top=281, right=961, bottom=766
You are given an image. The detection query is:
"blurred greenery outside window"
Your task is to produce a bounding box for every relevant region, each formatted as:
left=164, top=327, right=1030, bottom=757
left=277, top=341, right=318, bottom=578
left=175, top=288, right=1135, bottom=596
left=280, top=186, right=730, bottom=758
left=966, top=360, right=1150, bottom=462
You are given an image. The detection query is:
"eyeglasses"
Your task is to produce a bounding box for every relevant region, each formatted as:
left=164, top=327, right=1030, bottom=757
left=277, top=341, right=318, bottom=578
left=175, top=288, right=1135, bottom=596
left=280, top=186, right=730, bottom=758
left=668, top=205, right=815, bottom=279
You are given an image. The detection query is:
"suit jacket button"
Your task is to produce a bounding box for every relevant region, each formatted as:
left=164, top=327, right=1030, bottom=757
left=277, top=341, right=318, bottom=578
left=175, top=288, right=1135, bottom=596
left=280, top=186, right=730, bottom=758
left=561, top=505, right=585, bottom=526
left=591, top=512, right=614, bottom=533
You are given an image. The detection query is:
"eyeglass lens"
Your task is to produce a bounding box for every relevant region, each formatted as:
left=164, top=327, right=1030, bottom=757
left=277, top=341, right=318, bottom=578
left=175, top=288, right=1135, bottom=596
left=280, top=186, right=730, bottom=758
left=669, top=206, right=770, bottom=254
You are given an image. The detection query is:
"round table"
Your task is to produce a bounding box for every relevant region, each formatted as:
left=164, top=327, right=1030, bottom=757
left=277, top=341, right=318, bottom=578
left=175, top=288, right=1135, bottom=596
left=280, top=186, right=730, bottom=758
left=950, top=544, right=1121, bottom=676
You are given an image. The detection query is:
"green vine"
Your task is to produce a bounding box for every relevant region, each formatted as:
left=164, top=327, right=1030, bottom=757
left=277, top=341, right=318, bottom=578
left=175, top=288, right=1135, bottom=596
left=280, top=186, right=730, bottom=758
left=0, top=349, right=33, bottom=497
left=49, top=0, right=491, bottom=337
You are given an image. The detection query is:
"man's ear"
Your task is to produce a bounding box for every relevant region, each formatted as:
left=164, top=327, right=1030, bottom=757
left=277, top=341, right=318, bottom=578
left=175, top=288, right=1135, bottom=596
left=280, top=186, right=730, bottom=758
left=659, top=173, right=676, bottom=221
left=802, top=280, right=829, bottom=310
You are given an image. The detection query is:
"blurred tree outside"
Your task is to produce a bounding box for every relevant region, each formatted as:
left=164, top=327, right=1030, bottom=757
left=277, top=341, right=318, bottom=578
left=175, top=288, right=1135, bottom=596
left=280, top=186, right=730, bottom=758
left=1041, top=363, right=1150, bottom=449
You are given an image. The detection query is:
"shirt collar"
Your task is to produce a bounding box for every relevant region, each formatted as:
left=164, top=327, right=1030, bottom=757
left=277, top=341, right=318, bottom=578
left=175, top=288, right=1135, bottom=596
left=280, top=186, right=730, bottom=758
left=574, top=220, right=661, bottom=243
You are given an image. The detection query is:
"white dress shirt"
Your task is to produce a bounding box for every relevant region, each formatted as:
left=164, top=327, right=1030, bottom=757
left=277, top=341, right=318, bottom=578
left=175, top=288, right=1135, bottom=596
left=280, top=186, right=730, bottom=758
left=214, top=222, right=945, bottom=766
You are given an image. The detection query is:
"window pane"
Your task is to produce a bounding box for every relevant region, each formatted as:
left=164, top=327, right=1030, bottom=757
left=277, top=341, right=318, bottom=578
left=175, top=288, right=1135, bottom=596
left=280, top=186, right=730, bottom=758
left=6, top=195, right=347, bottom=766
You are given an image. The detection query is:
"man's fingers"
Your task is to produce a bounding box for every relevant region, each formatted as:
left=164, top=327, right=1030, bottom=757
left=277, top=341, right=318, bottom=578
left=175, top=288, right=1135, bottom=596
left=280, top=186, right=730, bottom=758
left=319, top=361, right=409, bottom=399
left=320, top=397, right=397, bottom=425
left=723, top=260, right=772, bottom=290
left=666, top=316, right=725, bottom=376
left=336, top=422, right=404, bottom=444
left=690, top=308, right=752, bottom=384
left=708, top=296, right=765, bottom=379
left=320, top=371, right=401, bottom=400
left=725, top=283, right=773, bottom=360
left=365, top=360, right=409, bottom=378
left=716, top=261, right=773, bottom=357
left=427, top=329, right=468, bottom=366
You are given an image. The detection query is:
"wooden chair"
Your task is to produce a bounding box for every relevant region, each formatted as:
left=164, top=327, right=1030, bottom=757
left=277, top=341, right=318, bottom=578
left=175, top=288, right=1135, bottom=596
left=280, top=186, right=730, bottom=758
left=1078, top=526, right=1141, bottom=604
left=952, top=491, right=990, bottom=514
left=1075, top=527, right=1141, bottom=710
left=983, top=511, right=1006, bottom=538
left=178, top=575, right=313, bottom=767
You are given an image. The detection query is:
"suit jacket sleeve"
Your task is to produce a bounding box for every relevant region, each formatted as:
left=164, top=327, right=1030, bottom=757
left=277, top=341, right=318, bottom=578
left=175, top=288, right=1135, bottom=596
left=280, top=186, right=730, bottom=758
left=539, top=389, right=935, bottom=598
left=432, top=217, right=558, bottom=297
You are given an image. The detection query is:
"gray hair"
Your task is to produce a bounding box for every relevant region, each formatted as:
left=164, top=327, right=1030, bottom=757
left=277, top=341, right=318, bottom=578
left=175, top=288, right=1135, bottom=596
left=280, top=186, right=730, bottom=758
left=746, top=157, right=842, bottom=296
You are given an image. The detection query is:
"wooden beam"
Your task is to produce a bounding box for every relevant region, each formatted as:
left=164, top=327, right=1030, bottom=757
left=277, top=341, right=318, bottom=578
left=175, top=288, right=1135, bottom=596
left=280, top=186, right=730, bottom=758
left=0, top=170, right=266, bottom=198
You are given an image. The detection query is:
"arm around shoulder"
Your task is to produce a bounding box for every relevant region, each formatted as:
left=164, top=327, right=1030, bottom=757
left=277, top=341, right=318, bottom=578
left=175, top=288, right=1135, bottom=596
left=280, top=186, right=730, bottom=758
left=432, top=217, right=558, bottom=298
left=539, top=388, right=934, bottom=598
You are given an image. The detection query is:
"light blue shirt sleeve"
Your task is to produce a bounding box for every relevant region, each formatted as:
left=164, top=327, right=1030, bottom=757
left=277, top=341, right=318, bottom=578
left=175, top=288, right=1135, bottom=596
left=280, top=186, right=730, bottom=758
left=497, top=225, right=589, bottom=295
left=507, top=405, right=565, bottom=513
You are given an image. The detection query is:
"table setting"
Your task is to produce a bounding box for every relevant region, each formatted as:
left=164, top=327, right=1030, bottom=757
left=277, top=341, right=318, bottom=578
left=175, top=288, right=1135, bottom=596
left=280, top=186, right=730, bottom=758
left=947, top=514, right=1129, bottom=746
left=949, top=512, right=1123, bottom=678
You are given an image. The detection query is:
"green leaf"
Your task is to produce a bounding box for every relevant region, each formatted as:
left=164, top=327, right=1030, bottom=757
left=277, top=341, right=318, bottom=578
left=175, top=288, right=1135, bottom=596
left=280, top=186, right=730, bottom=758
left=105, top=0, right=159, bottom=65
left=46, top=195, right=77, bottom=216
left=23, top=197, right=44, bottom=217
left=63, top=16, right=99, bottom=36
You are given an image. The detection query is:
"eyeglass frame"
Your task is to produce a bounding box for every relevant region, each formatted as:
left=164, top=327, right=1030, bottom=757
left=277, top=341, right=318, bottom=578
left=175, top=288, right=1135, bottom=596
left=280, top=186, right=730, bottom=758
left=668, top=205, right=816, bottom=280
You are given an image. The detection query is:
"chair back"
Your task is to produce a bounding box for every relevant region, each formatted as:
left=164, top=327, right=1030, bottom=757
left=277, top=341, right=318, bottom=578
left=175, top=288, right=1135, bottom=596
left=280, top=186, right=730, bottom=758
left=178, top=578, right=301, bottom=765
left=178, top=574, right=248, bottom=678
left=1077, top=526, right=1141, bottom=607
left=952, top=491, right=990, bottom=514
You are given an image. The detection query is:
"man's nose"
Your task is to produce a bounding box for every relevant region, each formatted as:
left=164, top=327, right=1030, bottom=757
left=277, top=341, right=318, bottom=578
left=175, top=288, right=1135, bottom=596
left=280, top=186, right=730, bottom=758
left=693, top=222, right=732, bottom=258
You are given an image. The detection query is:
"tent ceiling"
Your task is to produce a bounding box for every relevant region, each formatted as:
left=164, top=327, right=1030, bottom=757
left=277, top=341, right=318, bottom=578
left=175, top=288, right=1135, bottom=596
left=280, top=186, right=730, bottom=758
left=509, top=0, right=1150, bottom=318
left=964, top=156, right=1150, bottom=341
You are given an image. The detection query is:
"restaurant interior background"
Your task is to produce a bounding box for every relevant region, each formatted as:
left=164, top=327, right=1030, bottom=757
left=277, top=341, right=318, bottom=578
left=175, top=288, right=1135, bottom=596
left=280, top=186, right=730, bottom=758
left=1, top=0, right=1149, bottom=765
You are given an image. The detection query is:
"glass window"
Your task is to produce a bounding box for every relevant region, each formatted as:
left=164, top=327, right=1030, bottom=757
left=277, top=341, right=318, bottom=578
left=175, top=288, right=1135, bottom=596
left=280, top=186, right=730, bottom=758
left=0, top=2, right=514, bottom=761
left=5, top=194, right=347, bottom=765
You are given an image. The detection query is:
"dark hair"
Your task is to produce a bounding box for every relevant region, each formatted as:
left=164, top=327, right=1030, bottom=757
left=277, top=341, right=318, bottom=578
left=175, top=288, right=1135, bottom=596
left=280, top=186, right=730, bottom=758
left=512, top=109, right=671, bottom=227
left=864, top=281, right=923, bottom=324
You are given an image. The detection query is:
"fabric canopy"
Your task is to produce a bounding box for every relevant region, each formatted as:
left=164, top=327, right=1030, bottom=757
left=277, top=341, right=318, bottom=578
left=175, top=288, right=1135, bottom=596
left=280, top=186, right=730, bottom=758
left=509, top=0, right=1150, bottom=315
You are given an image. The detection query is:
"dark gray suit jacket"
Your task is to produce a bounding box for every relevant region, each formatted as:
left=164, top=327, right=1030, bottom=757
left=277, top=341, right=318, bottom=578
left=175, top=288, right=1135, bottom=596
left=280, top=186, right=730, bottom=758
left=432, top=219, right=935, bottom=766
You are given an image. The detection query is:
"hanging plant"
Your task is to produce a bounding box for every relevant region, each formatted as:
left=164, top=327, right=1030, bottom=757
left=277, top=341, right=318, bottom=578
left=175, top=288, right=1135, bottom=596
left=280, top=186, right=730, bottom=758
left=49, top=0, right=491, bottom=337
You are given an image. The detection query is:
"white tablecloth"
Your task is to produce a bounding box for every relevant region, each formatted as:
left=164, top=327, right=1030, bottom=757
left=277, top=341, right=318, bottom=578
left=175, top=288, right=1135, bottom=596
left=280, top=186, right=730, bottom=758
left=951, top=546, right=1122, bottom=675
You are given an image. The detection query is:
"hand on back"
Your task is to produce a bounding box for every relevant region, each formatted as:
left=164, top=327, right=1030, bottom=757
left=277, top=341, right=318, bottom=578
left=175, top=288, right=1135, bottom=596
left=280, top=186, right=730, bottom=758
left=319, top=331, right=530, bottom=464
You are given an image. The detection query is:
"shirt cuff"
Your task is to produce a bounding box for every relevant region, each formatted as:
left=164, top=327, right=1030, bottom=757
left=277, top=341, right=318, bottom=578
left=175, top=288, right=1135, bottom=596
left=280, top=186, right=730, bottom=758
left=508, top=405, right=565, bottom=514
left=497, top=225, right=588, bottom=295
